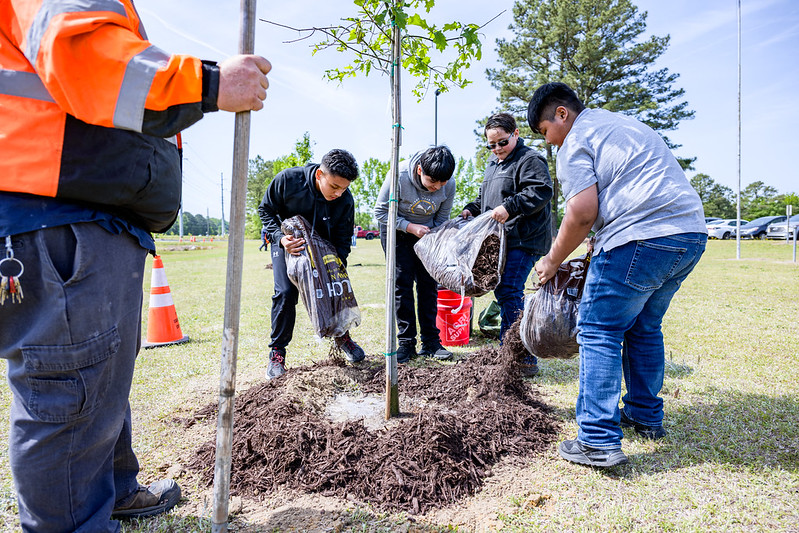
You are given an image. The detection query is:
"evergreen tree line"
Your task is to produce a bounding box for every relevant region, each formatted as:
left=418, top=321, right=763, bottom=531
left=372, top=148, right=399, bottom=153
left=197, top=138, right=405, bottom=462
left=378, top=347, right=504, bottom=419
left=164, top=211, right=226, bottom=237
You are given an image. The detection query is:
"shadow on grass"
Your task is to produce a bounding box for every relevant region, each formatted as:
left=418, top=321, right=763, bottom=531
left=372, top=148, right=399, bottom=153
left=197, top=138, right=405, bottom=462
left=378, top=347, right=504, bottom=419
left=530, top=356, right=694, bottom=389
left=610, top=388, right=799, bottom=477
left=667, top=388, right=799, bottom=470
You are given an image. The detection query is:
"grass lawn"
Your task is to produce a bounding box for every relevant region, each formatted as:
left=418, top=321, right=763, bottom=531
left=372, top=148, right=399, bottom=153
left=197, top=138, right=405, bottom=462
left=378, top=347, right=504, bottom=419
left=0, top=237, right=797, bottom=532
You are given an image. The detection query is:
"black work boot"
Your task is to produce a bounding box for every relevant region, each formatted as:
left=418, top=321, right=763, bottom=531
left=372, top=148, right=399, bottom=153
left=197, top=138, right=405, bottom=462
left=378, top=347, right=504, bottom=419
left=112, top=479, right=181, bottom=519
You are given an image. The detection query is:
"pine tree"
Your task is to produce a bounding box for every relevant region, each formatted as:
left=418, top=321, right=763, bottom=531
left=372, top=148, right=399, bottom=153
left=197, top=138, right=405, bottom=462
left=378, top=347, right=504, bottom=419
left=486, top=0, right=695, bottom=221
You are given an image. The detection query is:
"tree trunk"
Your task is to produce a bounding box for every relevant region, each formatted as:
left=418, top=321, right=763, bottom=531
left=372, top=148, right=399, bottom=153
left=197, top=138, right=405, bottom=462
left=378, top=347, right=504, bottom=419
left=385, top=9, right=401, bottom=419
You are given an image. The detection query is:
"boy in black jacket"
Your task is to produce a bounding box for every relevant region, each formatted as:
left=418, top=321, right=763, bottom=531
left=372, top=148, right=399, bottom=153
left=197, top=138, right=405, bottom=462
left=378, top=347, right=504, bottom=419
left=461, top=113, right=553, bottom=376
left=258, top=149, right=365, bottom=380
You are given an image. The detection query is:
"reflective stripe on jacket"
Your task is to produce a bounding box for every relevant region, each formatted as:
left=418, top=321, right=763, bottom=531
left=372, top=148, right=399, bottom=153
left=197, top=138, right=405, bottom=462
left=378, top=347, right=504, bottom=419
left=0, top=0, right=219, bottom=232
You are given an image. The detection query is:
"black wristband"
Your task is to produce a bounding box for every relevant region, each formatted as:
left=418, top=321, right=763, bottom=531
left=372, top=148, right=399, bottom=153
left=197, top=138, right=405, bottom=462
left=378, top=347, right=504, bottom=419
left=201, top=60, right=220, bottom=113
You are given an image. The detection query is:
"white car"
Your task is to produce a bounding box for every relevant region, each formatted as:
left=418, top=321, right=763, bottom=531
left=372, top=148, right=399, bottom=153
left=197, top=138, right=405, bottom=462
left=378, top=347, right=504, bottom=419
left=707, top=219, right=748, bottom=240
left=766, top=214, right=799, bottom=240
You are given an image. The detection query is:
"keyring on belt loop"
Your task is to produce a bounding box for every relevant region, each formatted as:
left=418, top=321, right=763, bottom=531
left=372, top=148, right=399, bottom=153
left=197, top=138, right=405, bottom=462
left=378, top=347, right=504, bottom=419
left=0, top=256, right=24, bottom=278
left=1, top=236, right=23, bottom=278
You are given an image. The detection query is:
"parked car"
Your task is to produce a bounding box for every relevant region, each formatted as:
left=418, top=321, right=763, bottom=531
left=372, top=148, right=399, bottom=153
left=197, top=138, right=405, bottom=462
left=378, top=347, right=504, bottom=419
left=766, top=214, right=799, bottom=240
left=705, top=217, right=722, bottom=225
left=707, top=219, right=748, bottom=240
left=734, top=215, right=786, bottom=239
left=355, top=226, right=379, bottom=240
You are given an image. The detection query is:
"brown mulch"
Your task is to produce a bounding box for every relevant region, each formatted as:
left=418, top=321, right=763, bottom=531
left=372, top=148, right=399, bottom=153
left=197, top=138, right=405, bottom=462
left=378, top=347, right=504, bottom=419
left=470, top=234, right=501, bottom=293
left=186, top=332, right=559, bottom=514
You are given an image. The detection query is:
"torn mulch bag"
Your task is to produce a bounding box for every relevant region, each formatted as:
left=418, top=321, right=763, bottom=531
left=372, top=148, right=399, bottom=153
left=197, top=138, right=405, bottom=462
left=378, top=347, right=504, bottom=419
left=281, top=215, right=361, bottom=338
left=519, top=254, right=590, bottom=359
left=413, top=212, right=506, bottom=298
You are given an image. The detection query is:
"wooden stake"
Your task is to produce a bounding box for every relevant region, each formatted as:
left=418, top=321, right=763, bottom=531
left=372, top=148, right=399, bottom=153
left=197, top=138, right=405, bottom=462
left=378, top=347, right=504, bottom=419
left=212, top=1, right=256, bottom=531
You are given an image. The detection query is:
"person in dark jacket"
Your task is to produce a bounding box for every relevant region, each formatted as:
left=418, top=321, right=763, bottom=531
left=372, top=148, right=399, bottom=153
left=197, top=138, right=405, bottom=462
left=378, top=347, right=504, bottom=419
left=258, top=149, right=366, bottom=380
left=461, top=112, right=553, bottom=376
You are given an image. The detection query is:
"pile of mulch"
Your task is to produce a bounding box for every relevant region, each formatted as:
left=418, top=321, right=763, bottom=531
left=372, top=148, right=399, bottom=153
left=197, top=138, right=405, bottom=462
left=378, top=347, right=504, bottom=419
left=186, top=328, right=558, bottom=514
left=470, top=234, right=501, bottom=294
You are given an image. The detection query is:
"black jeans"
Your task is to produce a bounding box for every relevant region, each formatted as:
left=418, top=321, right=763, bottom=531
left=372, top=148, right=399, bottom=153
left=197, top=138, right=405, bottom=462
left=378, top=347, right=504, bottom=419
left=269, top=244, right=298, bottom=349
left=380, top=228, right=440, bottom=346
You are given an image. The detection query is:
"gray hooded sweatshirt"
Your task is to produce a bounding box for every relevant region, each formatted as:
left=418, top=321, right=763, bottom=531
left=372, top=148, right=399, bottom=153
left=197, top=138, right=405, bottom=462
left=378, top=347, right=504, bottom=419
left=374, top=150, right=456, bottom=232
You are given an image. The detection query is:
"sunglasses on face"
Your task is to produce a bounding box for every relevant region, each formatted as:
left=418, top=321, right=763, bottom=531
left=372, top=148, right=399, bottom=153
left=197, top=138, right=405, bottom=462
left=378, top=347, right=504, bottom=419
left=485, top=132, right=514, bottom=150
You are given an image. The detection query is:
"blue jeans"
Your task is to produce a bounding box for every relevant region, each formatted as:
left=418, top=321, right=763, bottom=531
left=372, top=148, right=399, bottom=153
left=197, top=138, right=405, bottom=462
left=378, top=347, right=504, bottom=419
left=1, top=223, right=146, bottom=532
left=575, top=233, right=706, bottom=448
left=495, top=247, right=538, bottom=346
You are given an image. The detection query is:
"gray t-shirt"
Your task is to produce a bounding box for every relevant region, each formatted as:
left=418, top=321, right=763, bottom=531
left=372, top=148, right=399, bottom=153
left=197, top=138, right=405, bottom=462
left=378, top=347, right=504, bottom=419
left=557, top=108, right=706, bottom=252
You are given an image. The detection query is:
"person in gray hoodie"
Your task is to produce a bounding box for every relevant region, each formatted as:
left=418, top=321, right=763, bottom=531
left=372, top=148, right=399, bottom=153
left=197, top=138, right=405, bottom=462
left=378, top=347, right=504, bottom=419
left=374, top=146, right=457, bottom=363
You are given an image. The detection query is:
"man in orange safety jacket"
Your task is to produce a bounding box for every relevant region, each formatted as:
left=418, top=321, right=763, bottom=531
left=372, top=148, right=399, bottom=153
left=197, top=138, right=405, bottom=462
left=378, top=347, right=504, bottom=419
left=0, top=1, right=270, bottom=531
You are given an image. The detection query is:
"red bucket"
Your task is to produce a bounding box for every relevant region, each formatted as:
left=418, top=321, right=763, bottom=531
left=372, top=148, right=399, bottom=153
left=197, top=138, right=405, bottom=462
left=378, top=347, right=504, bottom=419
left=436, top=289, right=472, bottom=346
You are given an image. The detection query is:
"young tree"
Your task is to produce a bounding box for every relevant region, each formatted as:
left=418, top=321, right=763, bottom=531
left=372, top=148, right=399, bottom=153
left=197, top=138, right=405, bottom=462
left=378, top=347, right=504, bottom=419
left=264, top=1, right=485, bottom=416
left=485, top=0, right=695, bottom=220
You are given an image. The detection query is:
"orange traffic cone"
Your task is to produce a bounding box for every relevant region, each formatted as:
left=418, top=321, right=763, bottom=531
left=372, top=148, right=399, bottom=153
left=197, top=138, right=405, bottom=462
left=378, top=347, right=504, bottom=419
left=142, top=255, right=189, bottom=348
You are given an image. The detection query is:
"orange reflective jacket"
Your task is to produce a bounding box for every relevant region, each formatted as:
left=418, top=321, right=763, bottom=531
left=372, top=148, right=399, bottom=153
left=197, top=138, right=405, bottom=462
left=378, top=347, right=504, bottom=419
left=0, top=0, right=218, bottom=232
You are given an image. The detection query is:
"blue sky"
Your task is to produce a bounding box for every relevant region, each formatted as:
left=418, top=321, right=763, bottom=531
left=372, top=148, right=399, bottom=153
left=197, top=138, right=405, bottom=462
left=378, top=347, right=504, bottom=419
left=134, top=0, right=799, bottom=219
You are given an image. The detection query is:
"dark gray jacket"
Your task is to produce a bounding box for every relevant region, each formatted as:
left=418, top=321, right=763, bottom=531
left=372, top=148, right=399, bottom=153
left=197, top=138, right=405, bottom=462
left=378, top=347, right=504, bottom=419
left=463, top=139, right=553, bottom=256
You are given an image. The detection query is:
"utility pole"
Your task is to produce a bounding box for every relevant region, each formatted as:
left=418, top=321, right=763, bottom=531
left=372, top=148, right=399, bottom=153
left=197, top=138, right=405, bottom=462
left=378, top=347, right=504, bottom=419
left=736, top=0, right=742, bottom=259
left=220, top=172, right=226, bottom=237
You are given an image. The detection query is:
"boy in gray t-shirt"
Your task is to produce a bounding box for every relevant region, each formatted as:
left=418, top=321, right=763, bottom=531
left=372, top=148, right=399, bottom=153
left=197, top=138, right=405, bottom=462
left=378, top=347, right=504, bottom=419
left=527, top=82, right=707, bottom=468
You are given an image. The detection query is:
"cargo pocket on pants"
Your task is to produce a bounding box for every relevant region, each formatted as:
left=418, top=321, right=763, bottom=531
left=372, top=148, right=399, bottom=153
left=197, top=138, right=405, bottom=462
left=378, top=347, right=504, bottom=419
left=21, top=327, right=120, bottom=423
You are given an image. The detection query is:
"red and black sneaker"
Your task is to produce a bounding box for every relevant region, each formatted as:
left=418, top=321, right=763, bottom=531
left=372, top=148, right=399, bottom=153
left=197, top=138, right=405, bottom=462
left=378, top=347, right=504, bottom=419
left=266, top=347, right=286, bottom=380
left=336, top=332, right=365, bottom=363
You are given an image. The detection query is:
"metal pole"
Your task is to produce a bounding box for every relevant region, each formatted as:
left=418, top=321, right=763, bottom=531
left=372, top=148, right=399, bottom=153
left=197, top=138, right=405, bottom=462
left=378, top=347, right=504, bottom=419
left=736, top=0, right=742, bottom=259
left=212, top=1, right=255, bottom=531
left=385, top=9, right=401, bottom=419
left=221, top=172, right=226, bottom=237
left=434, top=88, right=440, bottom=145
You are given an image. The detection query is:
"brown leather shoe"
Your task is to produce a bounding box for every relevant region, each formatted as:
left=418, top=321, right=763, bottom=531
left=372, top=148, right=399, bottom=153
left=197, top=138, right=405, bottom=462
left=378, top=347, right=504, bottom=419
left=112, top=479, right=181, bottom=518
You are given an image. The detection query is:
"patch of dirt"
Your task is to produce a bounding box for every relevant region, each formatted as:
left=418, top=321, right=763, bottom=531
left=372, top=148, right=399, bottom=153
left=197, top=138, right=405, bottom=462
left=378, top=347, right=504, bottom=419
left=185, top=334, right=559, bottom=524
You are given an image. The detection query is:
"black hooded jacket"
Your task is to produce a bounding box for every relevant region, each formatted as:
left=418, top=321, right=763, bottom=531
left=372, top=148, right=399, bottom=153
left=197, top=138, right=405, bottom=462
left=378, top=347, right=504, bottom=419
left=258, top=163, right=355, bottom=264
left=463, top=139, right=553, bottom=256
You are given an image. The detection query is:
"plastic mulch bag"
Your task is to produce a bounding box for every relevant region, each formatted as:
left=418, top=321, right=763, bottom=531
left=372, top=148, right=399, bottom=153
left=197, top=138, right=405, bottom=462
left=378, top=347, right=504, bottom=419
left=281, top=215, right=361, bottom=338
left=413, top=212, right=506, bottom=298
left=520, top=254, right=590, bottom=359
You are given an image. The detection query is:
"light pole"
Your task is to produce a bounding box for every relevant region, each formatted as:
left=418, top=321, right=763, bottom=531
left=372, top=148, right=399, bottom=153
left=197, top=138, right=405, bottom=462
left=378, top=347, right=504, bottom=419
left=434, top=88, right=441, bottom=145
